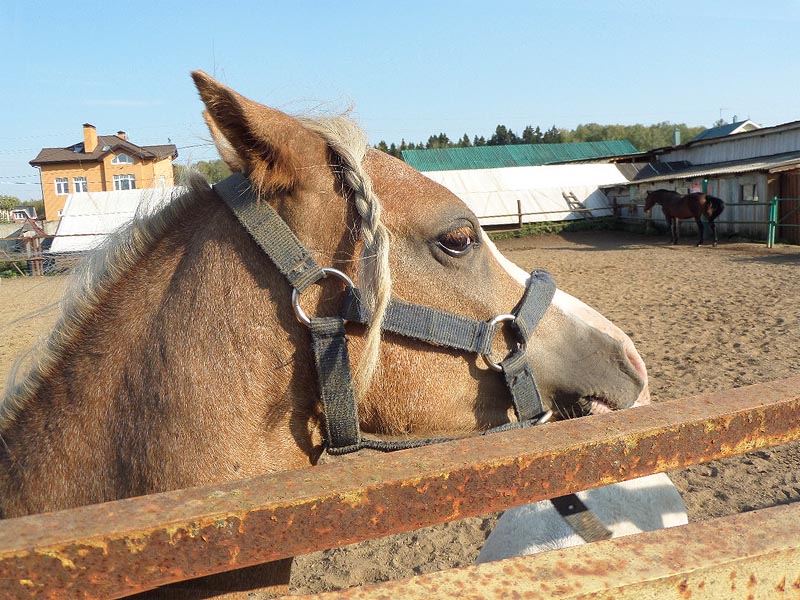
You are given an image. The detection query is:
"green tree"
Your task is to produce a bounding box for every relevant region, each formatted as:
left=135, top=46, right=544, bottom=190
left=174, top=159, right=231, bottom=184
left=542, top=126, right=563, bottom=144
left=522, top=125, right=543, bottom=144
left=488, top=125, right=519, bottom=146
left=28, top=199, right=45, bottom=218
left=194, top=159, right=231, bottom=184
left=0, top=195, right=20, bottom=211
left=426, top=133, right=451, bottom=149
left=457, top=134, right=471, bottom=147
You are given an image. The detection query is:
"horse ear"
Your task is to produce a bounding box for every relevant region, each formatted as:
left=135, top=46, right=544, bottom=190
left=201, top=110, right=243, bottom=173
left=191, top=70, right=299, bottom=194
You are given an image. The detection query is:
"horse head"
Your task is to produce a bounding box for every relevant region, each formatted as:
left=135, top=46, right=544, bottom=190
left=193, top=72, right=648, bottom=444
left=0, top=71, right=652, bottom=596
left=644, top=193, right=656, bottom=213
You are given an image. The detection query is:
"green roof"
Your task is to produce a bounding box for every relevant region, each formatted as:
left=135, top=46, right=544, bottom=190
left=401, top=140, right=639, bottom=172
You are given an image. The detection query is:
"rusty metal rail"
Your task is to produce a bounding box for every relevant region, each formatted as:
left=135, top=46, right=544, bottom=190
left=286, top=501, right=800, bottom=600
left=1, top=375, right=799, bottom=598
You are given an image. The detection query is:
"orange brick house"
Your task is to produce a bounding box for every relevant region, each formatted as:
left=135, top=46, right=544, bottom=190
left=30, top=124, right=178, bottom=221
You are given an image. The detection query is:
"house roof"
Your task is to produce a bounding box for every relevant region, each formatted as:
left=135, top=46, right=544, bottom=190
left=30, top=135, right=177, bottom=166
left=687, top=119, right=761, bottom=143
left=602, top=151, right=800, bottom=187
left=401, top=140, right=640, bottom=172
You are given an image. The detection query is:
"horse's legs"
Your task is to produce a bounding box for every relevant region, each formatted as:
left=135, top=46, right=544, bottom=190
left=671, top=218, right=679, bottom=245
left=695, top=216, right=704, bottom=246
left=709, top=218, right=718, bottom=247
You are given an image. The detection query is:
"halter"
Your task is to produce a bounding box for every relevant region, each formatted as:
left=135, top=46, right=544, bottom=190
left=214, top=173, right=556, bottom=455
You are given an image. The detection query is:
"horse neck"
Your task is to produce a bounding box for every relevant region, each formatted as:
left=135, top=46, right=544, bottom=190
left=0, top=183, right=333, bottom=514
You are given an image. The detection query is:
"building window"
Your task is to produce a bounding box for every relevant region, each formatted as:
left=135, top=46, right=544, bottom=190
left=111, top=153, right=134, bottom=164
left=73, top=176, right=88, bottom=192
left=113, top=174, right=136, bottom=190
left=54, top=177, right=69, bottom=195
left=740, top=184, right=758, bottom=202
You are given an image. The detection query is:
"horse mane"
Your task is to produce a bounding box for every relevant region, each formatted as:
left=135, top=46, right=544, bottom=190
left=0, top=115, right=391, bottom=428
left=298, top=116, right=391, bottom=390
left=0, top=177, right=212, bottom=428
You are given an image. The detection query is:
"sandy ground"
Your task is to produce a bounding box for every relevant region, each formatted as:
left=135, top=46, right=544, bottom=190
left=0, top=231, right=798, bottom=594
left=0, top=276, right=67, bottom=396
left=292, top=231, right=800, bottom=594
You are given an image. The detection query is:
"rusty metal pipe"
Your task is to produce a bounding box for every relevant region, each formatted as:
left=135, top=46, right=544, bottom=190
left=1, top=375, right=799, bottom=598
left=283, top=501, right=800, bottom=600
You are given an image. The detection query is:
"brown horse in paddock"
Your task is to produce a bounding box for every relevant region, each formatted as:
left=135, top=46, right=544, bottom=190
left=645, top=189, right=725, bottom=246
left=0, top=72, right=649, bottom=599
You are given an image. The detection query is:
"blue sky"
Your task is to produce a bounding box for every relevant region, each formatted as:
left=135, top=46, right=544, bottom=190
left=2, top=0, right=799, bottom=201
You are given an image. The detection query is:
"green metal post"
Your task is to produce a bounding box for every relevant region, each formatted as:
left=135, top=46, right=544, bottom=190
left=768, top=197, right=778, bottom=248
left=702, top=178, right=708, bottom=194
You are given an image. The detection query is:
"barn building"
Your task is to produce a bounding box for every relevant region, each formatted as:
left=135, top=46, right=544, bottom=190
left=402, top=141, right=640, bottom=228
left=603, top=121, right=800, bottom=243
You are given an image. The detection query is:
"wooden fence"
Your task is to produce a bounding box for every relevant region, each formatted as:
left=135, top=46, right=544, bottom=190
left=1, top=375, right=799, bottom=598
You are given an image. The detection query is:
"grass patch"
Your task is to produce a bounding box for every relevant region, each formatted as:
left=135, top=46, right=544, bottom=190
left=487, top=217, right=619, bottom=240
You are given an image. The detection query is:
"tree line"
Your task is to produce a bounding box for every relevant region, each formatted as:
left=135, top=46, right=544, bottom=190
left=0, top=119, right=709, bottom=221
left=174, top=122, right=708, bottom=184
left=376, top=121, right=707, bottom=158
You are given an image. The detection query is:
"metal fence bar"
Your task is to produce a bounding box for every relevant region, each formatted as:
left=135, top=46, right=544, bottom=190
left=614, top=199, right=782, bottom=242
left=1, top=375, right=799, bottom=598
left=769, top=197, right=778, bottom=247
left=480, top=207, right=602, bottom=221
left=287, top=501, right=800, bottom=600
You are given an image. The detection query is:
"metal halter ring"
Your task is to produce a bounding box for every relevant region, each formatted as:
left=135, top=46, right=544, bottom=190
left=482, top=313, right=525, bottom=372
left=292, top=267, right=355, bottom=326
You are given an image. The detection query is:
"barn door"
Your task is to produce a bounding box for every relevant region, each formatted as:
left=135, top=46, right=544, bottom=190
left=779, top=171, right=800, bottom=244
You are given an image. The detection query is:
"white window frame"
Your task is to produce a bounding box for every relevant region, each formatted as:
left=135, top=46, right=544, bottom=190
left=113, top=174, right=136, bottom=191
left=73, top=176, right=88, bottom=193
left=54, top=177, right=69, bottom=195
left=111, top=153, right=135, bottom=165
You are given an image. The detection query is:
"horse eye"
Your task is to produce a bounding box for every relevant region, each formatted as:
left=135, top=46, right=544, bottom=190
left=437, top=226, right=476, bottom=256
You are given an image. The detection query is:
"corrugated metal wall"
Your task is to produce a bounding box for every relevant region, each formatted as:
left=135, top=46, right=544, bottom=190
left=661, top=128, right=800, bottom=165
left=612, top=176, right=773, bottom=241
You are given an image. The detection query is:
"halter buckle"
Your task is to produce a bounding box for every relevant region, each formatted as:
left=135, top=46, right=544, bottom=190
left=292, top=267, right=355, bottom=326
left=482, top=313, right=526, bottom=372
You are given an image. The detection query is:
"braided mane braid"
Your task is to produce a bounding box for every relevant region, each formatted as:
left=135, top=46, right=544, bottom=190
left=301, top=116, right=392, bottom=392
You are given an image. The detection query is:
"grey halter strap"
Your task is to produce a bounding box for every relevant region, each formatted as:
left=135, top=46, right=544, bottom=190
left=214, top=173, right=556, bottom=455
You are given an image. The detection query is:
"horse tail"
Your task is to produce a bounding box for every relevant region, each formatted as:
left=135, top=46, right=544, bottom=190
left=708, top=196, right=725, bottom=219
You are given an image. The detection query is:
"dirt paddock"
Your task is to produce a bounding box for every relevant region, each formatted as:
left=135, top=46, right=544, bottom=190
left=1, top=230, right=799, bottom=594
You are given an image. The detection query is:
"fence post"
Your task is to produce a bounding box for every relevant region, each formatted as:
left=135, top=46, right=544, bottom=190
left=768, top=197, right=778, bottom=248
left=517, top=199, right=522, bottom=230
